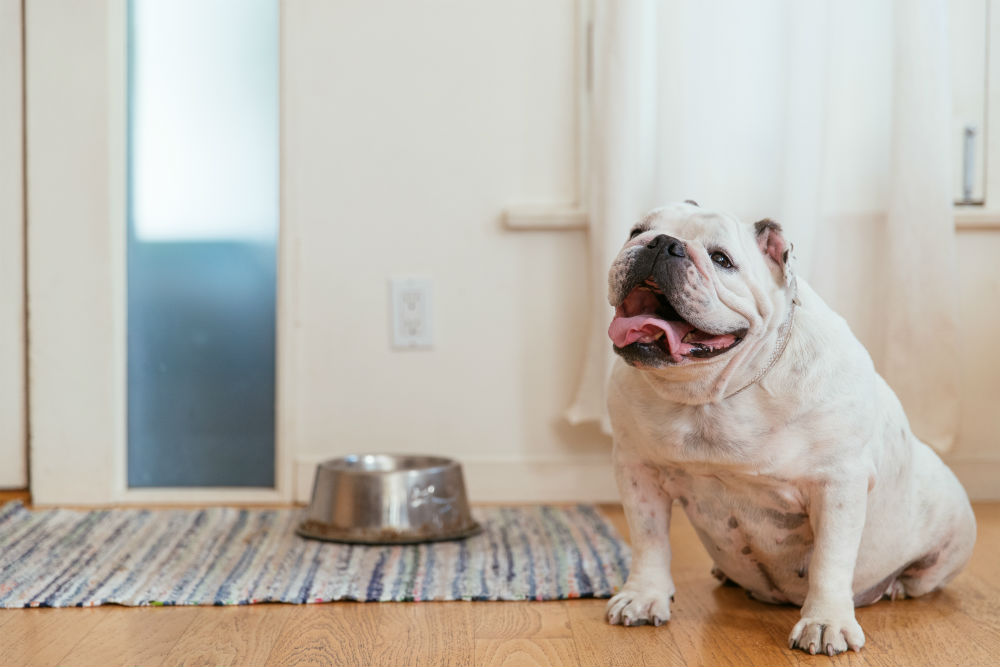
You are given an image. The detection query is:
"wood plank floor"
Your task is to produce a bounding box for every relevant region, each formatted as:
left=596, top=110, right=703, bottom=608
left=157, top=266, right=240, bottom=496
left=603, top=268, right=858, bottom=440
left=0, top=491, right=998, bottom=666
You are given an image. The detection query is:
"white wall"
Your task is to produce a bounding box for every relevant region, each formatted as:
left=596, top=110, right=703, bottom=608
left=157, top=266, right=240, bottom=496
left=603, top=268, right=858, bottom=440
left=282, top=0, right=1000, bottom=503
left=948, top=230, right=1000, bottom=498
left=282, top=0, right=617, bottom=502
left=0, top=0, right=26, bottom=489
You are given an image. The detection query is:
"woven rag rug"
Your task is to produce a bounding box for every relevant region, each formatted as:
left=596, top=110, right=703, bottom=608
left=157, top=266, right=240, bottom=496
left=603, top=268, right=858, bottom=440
left=0, top=502, right=629, bottom=608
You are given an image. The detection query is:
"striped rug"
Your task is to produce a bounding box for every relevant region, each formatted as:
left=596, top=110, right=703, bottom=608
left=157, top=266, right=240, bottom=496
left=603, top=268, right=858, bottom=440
left=0, top=502, right=629, bottom=608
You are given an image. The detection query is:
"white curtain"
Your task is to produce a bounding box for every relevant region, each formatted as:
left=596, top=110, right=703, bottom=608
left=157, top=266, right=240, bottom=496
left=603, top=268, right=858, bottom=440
left=567, top=0, right=960, bottom=453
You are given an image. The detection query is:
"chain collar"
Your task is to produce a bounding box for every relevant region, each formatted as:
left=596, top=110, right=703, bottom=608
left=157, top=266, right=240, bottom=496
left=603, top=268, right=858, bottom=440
left=725, top=282, right=799, bottom=399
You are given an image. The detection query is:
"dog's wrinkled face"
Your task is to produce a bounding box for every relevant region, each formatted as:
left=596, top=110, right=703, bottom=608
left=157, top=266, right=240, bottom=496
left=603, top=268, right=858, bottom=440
left=608, top=202, right=791, bottom=370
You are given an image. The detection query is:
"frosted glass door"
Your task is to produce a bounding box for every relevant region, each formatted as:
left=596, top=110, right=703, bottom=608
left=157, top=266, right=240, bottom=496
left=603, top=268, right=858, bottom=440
left=127, top=0, right=278, bottom=487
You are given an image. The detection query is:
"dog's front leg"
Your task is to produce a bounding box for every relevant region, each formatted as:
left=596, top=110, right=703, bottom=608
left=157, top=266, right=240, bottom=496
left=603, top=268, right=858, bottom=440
left=606, top=456, right=674, bottom=627
left=789, top=478, right=868, bottom=655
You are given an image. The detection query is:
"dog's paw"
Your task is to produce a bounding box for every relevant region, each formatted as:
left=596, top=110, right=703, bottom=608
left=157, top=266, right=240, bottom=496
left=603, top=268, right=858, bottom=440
left=606, top=586, right=674, bottom=627
left=788, top=615, right=865, bottom=655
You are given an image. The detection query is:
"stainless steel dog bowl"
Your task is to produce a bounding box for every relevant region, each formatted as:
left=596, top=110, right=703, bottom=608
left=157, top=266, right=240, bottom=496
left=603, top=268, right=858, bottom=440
left=296, top=454, right=481, bottom=544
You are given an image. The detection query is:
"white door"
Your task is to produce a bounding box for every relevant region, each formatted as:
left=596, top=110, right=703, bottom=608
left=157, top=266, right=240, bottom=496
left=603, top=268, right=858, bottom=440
left=26, top=0, right=293, bottom=505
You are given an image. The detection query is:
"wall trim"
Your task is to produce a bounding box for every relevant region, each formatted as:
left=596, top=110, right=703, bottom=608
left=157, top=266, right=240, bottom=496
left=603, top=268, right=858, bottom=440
left=501, top=209, right=1000, bottom=233
left=294, top=456, right=619, bottom=505
left=294, top=456, right=1000, bottom=505
left=0, top=0, right=27, bottom=489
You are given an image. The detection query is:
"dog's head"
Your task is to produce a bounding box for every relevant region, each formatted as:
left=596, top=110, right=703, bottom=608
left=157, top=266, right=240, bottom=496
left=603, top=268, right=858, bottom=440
left=608, top=201, right=793, bottom=371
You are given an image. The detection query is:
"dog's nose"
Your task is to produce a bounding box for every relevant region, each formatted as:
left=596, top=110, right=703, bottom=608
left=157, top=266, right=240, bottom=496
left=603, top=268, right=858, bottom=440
left=646, top=234, right=686, bottom=258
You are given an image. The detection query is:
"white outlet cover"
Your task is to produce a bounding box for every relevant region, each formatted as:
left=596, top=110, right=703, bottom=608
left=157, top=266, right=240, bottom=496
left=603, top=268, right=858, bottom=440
left=390, top=277, right=433, bottom=348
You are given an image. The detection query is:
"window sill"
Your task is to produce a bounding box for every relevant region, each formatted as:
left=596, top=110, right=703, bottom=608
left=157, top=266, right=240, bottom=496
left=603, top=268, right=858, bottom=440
left=502, top=204, right=587, bottom=230
left=955, top=208, right=1000, bottom=231
left=503, top=206, right=1000, bottom=232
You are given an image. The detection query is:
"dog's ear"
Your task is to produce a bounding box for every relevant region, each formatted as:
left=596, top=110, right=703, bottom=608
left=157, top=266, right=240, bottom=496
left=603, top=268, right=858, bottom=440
left=754, top=218, right=792, bottom=283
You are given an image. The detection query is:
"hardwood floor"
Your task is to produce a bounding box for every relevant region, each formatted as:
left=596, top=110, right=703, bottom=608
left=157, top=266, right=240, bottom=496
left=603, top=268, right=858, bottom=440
left=0, top=489, right=29, bottom=505
left=1, top=496, right=998, bottom=666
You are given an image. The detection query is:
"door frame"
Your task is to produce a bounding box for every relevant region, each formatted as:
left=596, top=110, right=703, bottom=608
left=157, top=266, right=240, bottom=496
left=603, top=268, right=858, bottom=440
left=0, top=0, right=27, bottom=490
left=26, top=0, right=293, bottom=505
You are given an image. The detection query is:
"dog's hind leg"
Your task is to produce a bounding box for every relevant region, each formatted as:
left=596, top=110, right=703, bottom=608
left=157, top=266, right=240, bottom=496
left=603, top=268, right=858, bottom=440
left=899, top=505, right=976, bottom=599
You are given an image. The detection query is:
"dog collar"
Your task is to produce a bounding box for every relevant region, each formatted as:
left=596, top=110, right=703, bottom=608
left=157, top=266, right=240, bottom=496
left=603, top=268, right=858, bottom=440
left=726, top=282, right=799, bottom=399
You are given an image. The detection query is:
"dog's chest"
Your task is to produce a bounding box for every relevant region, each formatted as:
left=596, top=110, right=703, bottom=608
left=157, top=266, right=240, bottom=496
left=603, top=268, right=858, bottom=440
left=627, top=392, right=802, bottom=468
left=622, top=395, right=819, bottom=602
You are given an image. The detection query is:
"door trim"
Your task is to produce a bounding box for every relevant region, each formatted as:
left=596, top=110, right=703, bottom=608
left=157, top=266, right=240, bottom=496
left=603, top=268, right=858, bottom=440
left=27, top=0, right=291, bottom=506
left=0, top=0, right=27, bottom=489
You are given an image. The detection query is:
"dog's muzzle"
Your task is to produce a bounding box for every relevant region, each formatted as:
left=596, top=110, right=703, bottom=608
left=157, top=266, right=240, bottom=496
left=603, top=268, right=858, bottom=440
left=609, top=235, right=746, bottom=366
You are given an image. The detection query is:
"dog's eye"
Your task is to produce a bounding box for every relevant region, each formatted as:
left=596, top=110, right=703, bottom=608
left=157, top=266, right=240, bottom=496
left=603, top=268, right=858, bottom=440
left=710, top=251, right=734, bottom=269
left=628, top=228, right=644, bottom=240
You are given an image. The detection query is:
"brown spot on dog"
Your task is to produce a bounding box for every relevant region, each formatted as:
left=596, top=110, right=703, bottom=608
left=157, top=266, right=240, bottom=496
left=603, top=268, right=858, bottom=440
left=780, top=533, right=813, bottom=547
left=756, top=562, right=780, bottom=593
left=741, top=546, right=752, bottom=555
left=678, top=496, right=689, bottom=507
left=762, top=509, right=807, bottom=530
left=728, top=516, right=739, bottom=529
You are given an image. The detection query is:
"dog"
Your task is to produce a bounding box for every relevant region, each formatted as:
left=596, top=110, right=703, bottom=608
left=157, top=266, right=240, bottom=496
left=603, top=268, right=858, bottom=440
left=603, top=201, right=976, bottom=655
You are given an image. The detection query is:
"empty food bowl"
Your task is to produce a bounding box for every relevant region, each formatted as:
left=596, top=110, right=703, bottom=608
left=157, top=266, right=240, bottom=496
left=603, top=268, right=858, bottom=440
left=296, top=454, right=481, bottom=544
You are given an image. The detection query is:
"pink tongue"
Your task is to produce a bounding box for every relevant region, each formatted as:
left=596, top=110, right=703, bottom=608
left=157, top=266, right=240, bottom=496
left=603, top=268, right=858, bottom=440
left=608, top=315, right=739, bottom=360
left=608, top=315, right=693, bottom=353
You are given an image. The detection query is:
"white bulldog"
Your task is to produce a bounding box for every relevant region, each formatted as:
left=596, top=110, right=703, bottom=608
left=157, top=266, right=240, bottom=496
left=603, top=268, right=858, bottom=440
left=603, top=201, right=976, bottom=655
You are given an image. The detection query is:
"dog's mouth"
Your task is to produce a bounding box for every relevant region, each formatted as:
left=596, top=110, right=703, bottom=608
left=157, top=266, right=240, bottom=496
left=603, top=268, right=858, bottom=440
left=609, top=279, right=746, bottom=365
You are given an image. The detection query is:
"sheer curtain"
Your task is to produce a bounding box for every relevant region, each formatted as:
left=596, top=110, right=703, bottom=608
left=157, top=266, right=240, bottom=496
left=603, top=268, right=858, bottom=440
left=567, top=0, right=960, bottom=452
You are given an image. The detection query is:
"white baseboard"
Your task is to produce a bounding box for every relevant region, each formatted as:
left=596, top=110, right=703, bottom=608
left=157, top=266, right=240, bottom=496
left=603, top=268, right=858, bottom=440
left=294, top=457, right=619, bottom=505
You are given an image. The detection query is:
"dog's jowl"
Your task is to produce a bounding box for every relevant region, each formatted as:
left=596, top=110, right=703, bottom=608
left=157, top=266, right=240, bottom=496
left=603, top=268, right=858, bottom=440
left=604, top=201, right=976, bottom=655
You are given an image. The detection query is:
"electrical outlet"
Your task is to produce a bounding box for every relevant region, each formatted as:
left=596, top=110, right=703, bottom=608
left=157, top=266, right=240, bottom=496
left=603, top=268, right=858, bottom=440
left=390, top=277, right=433, bottom=348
